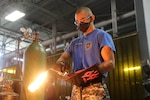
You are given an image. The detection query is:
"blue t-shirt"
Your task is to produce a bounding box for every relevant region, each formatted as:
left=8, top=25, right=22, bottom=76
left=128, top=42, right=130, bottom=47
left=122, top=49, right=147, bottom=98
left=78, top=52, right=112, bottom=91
left=65, top=29, right=116, bottom=77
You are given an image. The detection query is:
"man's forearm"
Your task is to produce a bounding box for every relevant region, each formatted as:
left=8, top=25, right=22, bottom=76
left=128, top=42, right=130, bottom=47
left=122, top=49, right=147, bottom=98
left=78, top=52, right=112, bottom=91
left=99, top=60, right=115, bottom=74
left=55, top=52, right=71, bottom=72
left=57, top=52, right=70, bottom=63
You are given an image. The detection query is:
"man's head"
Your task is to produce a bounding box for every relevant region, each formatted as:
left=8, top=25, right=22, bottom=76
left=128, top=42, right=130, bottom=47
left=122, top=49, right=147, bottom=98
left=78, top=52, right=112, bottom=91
left=74, top=7, right=95, bottom=34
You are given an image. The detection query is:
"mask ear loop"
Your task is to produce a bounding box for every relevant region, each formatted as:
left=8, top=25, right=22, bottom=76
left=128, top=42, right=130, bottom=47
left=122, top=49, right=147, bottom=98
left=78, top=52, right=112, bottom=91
left=89, top=16, right=93, bottom=24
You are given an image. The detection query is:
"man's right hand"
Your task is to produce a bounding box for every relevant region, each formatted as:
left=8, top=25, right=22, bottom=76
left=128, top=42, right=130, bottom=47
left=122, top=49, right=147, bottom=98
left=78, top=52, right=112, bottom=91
left=51, top=61, right=69, bottom=72
left=51, top=63, right=62, bottom=72
left=50, top=63, right=70, bottom=79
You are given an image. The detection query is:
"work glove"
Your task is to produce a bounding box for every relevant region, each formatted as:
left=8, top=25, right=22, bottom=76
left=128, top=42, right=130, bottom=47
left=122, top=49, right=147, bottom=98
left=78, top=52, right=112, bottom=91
left=64, top=64, right=102, bottom=87
left=51, top=61, right=69, bottom=72
left=50, top=61, right=70, bottom=79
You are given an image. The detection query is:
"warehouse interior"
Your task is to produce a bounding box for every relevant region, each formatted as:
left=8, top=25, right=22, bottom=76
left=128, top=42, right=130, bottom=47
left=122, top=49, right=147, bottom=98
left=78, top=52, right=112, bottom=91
left=0, top=0, right=150, bottom=100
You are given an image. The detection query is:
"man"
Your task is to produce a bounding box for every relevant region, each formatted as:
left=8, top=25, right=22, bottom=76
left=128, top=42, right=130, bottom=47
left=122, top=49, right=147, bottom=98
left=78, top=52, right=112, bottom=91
left=53, top=7, right=116, bottom=100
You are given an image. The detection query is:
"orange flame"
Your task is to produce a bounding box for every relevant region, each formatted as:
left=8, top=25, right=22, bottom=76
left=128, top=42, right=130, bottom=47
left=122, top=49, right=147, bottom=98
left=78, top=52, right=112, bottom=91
left=28, top=71, right=48, bottom=92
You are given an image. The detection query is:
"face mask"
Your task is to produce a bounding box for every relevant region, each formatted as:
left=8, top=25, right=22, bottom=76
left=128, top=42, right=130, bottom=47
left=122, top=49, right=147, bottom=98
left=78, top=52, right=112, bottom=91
left=77, top=22, right=91, bottom=33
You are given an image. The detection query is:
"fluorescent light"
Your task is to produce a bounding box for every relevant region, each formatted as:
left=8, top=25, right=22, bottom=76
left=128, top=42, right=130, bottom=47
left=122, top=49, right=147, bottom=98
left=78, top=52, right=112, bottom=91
left=124, top=66, right=141, bottom=71
left=13, top=57, right=23, bottom=62
left=46, top=48, right=50, bottom=52
left=5, top=10, right=25, bottom=22
left=46, top=44, right=65, bottom=52
left=7, top=69, right=16, bottom=74
left=0, top=52, right=3, bottom=56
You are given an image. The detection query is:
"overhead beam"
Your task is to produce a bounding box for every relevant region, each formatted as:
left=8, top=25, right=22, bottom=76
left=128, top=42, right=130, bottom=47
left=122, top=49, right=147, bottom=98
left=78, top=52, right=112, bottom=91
left=19, top=1, right=58, bottom=18
left=64, top=0, right=78, bottom=7
left=20, top=0, right=54, bottom=18
left=42, top=0, right=96, bottom=26
left=0, top=26, right=21, bottom=37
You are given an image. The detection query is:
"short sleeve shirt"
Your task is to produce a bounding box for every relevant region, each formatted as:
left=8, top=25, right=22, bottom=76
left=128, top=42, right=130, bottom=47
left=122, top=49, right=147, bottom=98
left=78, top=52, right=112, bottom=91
left=65, top=29, right=116, bottom=77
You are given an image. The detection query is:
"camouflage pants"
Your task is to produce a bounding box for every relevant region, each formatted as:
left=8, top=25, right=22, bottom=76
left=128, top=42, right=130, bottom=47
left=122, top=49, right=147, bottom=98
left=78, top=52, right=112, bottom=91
left=71, top=83, right=110, bottom=100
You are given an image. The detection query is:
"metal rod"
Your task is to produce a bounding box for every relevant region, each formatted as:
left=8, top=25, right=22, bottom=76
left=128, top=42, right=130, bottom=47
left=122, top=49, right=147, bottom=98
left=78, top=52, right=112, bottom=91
left=52, top=24, right=57, bottom=53
left=111, top=0, right=118, bottom=37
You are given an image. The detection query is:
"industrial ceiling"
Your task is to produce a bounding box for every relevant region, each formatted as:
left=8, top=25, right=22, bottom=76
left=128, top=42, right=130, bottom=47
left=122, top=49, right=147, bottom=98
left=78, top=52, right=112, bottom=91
left=0, top=0, right=136, bottom=67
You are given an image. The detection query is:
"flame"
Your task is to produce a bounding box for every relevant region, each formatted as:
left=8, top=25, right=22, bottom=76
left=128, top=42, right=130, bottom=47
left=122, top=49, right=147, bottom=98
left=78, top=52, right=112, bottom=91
left=28, top=71, right=48, bottom=92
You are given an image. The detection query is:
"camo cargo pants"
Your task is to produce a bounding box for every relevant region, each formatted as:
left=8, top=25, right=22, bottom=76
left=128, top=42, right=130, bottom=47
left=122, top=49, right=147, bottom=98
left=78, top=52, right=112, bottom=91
left=71, top=82, right=110, bottom=100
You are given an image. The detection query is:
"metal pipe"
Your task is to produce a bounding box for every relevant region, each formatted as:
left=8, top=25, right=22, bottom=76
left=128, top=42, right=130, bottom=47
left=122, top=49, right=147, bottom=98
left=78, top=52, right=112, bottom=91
left=95, top=10, right=135, bottom=28
left=106, top=21, right=136, bottom=33
left=113, top=32, right=137, bottom=40
left=52, top=24, right=57, bottom=53
left=41, top=31, right=78, bottom=46
left=111, top=0, right=118, bottom=37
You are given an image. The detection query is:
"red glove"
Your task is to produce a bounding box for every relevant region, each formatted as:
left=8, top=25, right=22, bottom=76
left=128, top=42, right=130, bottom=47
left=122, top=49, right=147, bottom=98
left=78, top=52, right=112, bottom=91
left=64, top=64, right=102, bottom=87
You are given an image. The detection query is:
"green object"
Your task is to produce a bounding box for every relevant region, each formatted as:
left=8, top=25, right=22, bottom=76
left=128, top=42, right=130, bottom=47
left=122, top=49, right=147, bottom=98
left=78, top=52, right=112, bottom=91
left=23, top=40, right=46, bottom=100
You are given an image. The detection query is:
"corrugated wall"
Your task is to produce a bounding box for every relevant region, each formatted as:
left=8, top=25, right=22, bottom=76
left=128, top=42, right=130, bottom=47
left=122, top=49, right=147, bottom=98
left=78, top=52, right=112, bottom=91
left=46, top=33, right=145, bottom=100
left=107, top=33, right=144, bottom=100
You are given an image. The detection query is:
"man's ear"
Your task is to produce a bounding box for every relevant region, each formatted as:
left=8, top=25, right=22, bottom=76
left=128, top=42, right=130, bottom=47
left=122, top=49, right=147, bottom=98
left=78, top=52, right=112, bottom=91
left=91, top=15, right=95, bottom=21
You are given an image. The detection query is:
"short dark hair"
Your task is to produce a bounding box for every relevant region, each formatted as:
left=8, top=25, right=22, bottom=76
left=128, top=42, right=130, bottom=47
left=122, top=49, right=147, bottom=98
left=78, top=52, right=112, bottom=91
left=75, top=7, right=93, bottom=16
